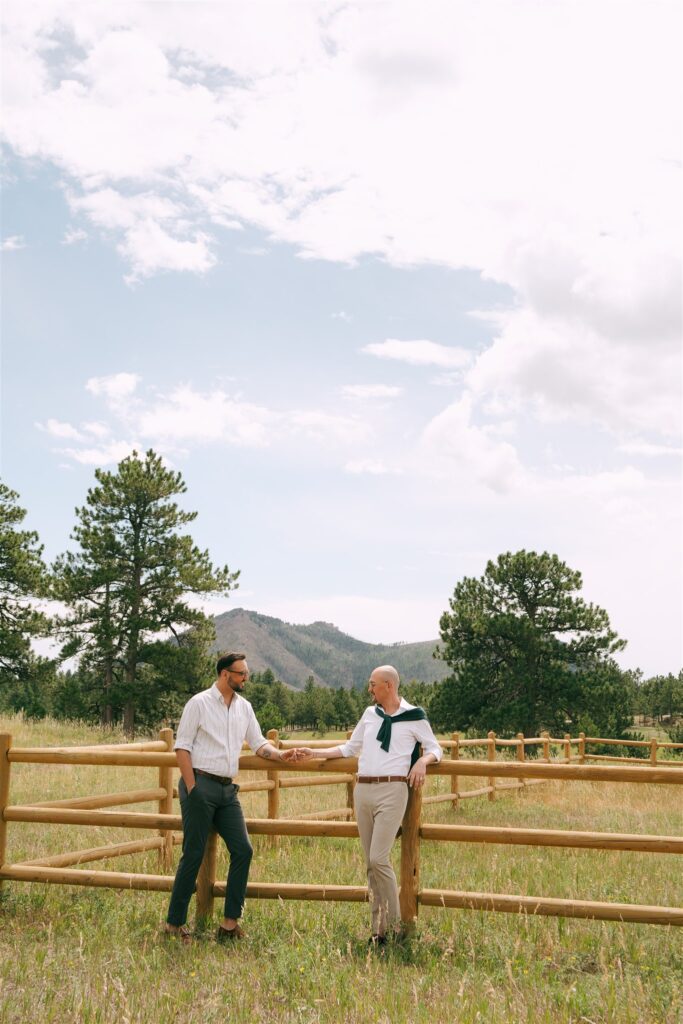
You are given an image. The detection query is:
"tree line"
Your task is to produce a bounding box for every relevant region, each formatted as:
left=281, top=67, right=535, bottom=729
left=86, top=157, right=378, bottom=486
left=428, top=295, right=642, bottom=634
left=1, top=451, right=680, bottom=742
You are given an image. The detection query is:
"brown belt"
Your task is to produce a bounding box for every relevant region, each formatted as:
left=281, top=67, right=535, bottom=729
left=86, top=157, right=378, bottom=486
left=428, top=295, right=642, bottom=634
left=195, top=768, right=233, bottom=785
left=356, top=775, right=407, bottom=784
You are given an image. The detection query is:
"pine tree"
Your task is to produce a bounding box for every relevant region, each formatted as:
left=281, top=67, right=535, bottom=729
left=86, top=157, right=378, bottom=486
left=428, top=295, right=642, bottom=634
left=53, top=450, right=238, bottom=733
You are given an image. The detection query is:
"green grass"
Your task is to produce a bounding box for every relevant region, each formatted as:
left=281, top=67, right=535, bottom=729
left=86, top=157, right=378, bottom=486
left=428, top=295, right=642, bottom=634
left=1, top=714, right=682, bottom=1024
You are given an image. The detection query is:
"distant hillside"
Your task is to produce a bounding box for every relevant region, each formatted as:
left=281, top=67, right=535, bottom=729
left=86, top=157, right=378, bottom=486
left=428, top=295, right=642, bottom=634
left=211, top=608, right=449, bottom=690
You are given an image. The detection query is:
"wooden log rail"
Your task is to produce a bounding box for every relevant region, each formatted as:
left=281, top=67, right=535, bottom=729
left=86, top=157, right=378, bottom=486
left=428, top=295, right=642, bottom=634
left=2, top=733, right=683, bottom=928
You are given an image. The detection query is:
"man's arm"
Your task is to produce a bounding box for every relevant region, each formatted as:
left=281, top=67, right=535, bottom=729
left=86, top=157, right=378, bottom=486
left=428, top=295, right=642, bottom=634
left=175, top=748, right=197, bottom=792
left=407, top=751, right=437, bottom=788
left=293, top=746, right=344, bottom=761
left=255, top=741, right=291, bottom=762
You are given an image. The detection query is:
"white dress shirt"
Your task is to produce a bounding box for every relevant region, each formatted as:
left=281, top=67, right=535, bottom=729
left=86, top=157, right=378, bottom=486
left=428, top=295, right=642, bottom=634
left=174, top=684, right=267, bottom=778
left=339, top=698, right=443, bottom=776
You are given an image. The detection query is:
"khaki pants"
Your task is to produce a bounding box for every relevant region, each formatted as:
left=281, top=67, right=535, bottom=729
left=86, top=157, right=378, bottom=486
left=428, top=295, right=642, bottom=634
left=354, top=781, right=409, bottom=936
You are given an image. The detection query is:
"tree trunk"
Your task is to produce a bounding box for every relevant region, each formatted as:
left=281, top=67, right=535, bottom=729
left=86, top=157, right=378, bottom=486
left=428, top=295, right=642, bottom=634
left=123, top=700, right=135, bottom=738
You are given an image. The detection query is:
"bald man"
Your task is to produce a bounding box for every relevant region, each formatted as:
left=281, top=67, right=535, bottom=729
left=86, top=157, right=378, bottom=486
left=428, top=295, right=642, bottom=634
left=295, top=665, right=442, bottom=946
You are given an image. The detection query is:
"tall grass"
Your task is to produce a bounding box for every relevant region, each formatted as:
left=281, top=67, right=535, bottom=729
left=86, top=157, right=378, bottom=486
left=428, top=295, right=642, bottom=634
left=1, top=714, right=681, bottom=1024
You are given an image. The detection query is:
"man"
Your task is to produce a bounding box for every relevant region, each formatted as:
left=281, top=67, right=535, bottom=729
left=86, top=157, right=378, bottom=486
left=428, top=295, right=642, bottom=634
left=295, top=665, right=442, bottom=946
left=164, top=652, right=295, bottom=943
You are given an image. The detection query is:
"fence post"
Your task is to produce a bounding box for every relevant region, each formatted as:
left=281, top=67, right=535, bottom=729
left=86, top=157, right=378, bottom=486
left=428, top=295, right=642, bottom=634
left=564, top=733, right=571, bottom=764
left=542, top=731, right=550, bottom=762
left=158, top=727, right=174, bottom=871
left=196, top=830, right=218, bottom=926
left=487, top=731, right=496, bottom=801
left=579, top=732, right=586, bottom=764
left=267, top=728, right=280, bottom=847
left=345, top=730, right=355, bottom=814
left=451, top=732, right=460, bottom=807
left=0, top=734, right=12, bottom=893
left=516, top=733, right=526, bottom=789
left=650, top=738, right=658, bottom=766
left=399, top=779, right=422, bottom=933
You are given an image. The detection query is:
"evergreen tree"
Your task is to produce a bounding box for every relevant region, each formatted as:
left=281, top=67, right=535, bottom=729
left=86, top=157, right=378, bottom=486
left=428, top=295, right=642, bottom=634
left=434, top=550, right=626, bottom=737
left=0, top=482, right=50, bottom=698
left=53, top=450, right=238, bottom=734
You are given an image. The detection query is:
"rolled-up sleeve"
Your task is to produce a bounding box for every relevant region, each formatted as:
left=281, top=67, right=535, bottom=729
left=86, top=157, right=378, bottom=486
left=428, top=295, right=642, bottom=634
left=174, top=698, right=200, bottom=753
left=415, top=719, right=443, bottom=762
left=338, top=713, right=367, bottom=758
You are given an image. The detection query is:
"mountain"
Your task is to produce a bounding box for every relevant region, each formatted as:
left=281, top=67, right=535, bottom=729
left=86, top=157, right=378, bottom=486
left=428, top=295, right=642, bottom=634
left=211, top=608, right=450, bottom=690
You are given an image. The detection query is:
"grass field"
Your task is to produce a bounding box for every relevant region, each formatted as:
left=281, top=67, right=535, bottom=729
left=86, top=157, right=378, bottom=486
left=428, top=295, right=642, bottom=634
left=1, top=714, right=682, bottom=1024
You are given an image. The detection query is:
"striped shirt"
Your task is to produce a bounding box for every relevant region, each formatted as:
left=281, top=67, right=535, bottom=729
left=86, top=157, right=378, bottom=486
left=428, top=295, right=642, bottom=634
left=174, top=683, right=267, bottom=778
left=339, top=698, right=443, bottom=776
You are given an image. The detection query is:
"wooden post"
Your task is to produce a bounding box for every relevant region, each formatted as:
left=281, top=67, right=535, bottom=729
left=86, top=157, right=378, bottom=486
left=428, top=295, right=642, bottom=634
left=399, top=780, right=422, bottom=932
left=0, top=734, right=12, bottom=892
left=542, top=731, right=550, bottom=762
left=345, top=730, right=355, bottom=813
left=516, top=733, right=526, bottom=788
left=196, top=830, right=218, bottom=926
left=158, top=727, right=174, bottom=871
left=564, top=733, right=571, bottom=764
left=267, top=729, right=280, bottom=847
left=579, top=732, right=586, bottom=764
left=487, top=731, right=496, bottom=801
left=650, top=738, right=658, bottom=766
left=451, top=733, right=460, bottom=807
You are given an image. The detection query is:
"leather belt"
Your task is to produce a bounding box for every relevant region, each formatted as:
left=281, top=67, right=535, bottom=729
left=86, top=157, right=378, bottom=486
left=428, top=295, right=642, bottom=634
left=195, top=768, right=233, bottom=785
left=356, top=775, right=407, bottom=784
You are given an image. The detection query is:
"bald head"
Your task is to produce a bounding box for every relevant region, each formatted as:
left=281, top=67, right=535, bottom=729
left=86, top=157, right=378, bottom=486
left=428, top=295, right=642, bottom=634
left=368, top=664, right=401, bottom=710
left=372, top=665, right=400, bottom=688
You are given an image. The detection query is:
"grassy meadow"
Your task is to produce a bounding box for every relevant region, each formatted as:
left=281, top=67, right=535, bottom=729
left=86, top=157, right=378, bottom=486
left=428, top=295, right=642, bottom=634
left=1, top=714, right=682, bottom=1024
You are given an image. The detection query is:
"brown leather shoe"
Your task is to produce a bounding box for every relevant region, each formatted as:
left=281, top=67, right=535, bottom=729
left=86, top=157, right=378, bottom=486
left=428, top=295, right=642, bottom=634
left=216, top=923, right=245, bottom=942
left=162, top=924, right=192, bottom=945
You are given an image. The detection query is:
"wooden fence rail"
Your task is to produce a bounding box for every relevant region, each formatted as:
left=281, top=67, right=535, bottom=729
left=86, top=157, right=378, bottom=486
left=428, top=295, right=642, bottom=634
left=1, top=730, right=683, bottom=929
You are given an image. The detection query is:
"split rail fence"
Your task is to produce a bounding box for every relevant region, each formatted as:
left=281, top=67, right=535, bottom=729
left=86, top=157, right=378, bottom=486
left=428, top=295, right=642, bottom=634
left=1, top=729, right=682, bottom=929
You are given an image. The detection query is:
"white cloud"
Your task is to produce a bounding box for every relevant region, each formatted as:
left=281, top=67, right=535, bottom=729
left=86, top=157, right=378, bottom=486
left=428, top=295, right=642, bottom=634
left=617, top=441, right=683, bottom=458
left=362, top=339, right=472, bottom=369
left=62, top=226, right=87, bottom=245
left=341, top=384, right=403, bottom=400
left=2, top=234, right=25, bottom=251
left=37, top=418, right=83, bottom=441
left=419, top=391, right=524, bottom=493
left=137, top=386, right=276, bottom=448
left=58, top=440, right=140, bottom=466
left=86, top=372, right=140, bottom=400
left=3, top=2, right=680, bottom=441
left=345, top=459, right=400, bottom=476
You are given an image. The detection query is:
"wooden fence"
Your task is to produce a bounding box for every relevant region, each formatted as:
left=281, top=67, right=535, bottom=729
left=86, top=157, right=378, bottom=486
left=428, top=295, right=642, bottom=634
left=1, top=730, right=683, bottom=929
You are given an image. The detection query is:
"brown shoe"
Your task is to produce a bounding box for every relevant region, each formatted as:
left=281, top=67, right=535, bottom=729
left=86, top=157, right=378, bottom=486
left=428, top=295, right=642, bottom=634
left=217, top=923, right=245, bottom=942
left=162, top=924, right=192, bottom=945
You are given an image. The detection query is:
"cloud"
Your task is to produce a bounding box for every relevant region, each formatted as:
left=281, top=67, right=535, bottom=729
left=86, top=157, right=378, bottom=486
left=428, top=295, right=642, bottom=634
left=6, top=2, right=681, bottom=451
left=345, top=459, right=400, bottom=475
left=62, top=227, right=87, bottom=245
left=86, top=372, right=140, bottom=400
left=419, top=391, right=524, bottom=493
left=2, top=235, right=25, bottom=251
left=39, top=418, right=84, bottom=441
left=341, top=384, right=403, bottom=400
left=362, top=339, right=472, bottom=368
left=58, top=440, right=140, bottom=466
left=617, top=441, right=682, bottom=458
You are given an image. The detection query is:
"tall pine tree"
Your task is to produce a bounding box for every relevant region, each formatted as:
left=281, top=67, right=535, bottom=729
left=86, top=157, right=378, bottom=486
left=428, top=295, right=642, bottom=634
left=53, top=450, right=238, bottom=733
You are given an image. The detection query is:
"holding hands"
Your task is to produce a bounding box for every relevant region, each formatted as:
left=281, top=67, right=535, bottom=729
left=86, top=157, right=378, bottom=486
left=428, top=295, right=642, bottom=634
left=280, top=747, right=316, bottom=762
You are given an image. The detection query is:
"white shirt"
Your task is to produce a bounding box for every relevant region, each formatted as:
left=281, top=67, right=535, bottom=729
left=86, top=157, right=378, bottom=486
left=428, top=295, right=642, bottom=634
left=339, top=698, right=442, bottom=776
left=174, top=684, right=267, bottom=778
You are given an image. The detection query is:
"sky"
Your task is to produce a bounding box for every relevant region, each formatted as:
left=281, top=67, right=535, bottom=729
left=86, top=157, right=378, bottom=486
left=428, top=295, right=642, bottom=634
left=1, top=0, right=681, bottom=678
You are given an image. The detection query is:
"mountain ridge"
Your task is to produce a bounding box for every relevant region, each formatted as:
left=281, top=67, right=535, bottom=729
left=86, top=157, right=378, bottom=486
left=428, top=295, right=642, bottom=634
left=211, top=607, right=449, bottom=690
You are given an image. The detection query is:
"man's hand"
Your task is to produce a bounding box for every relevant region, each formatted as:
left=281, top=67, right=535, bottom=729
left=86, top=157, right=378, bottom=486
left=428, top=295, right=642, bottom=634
left=281, top=748, right=306, bottom=762
left=289, top=747, right=317, bottom=761
left=407, top=756, right=429, bottom=789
